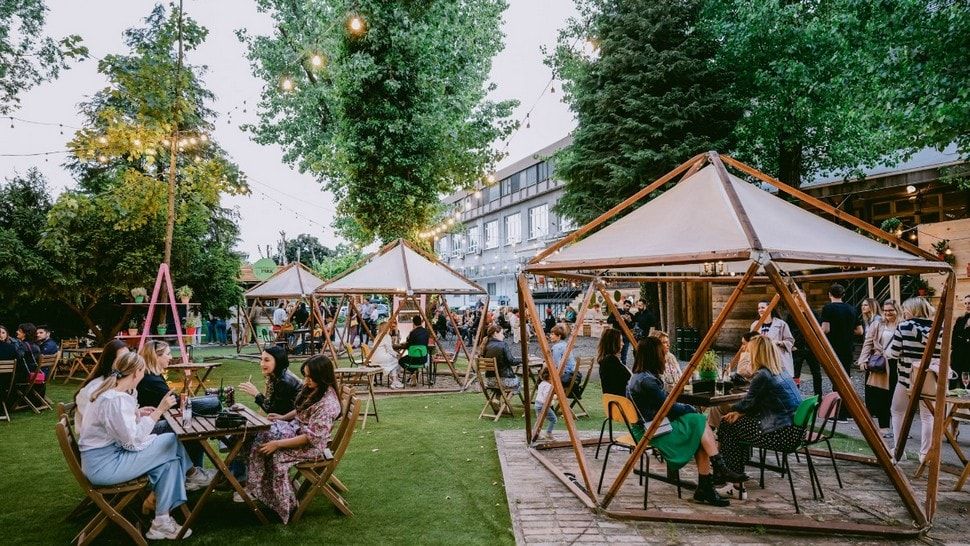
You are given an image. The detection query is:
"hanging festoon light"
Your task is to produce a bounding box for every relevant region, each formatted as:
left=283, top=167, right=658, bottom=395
left=310, top=54, right=324, bottom=68
left=486, top=173, right=496, bottom=184
left=473, top=189, right=482, bottom=199
left=347, top=13, right=366, bottom=36
left=280, top=76, right=295, bottom=92
left=199, top=134, right=208, bottom=143
left=97, top=135, right=108, bottom=145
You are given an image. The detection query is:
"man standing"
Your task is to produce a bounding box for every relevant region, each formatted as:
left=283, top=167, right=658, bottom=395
left=821, top=284, right=862, bottom=419
left=35, top=325, right=59, bottom=356
left=950, top=295, right=970, bottom=389
left=607, top=300, right=636, bottom=366
left=634, top=298, right=658, bottom=340
left=272, top=301, right=288, bottom=329
left=785, top=290, right=823, bottom=398
left=543, top=308, right=556, bottom=334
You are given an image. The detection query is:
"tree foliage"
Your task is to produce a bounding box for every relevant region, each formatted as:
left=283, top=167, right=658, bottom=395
left=240, top=0, right=518, bottom=244
left=313, top=243, right=364, bottom=281
left=280, top=233, right=335, bottom=265
left=547, top=0, right=741, bottom=225
left=0, top=0, right=87, bottom=114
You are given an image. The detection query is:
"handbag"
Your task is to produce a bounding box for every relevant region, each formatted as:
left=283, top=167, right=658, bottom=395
left=866, top=353, right=887, bottom=372
left=215, top=410, right=247, bottom=428
left=190, top=394, right=222, bottom=417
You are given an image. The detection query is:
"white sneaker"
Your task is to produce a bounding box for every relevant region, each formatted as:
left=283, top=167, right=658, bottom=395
left=232, top=491, right=245, bottom=503
left=541, top=432, right=554, bottom=441
left=145, top=515, right=192, bottom=540
left=185, top=467, right=212, bottom=491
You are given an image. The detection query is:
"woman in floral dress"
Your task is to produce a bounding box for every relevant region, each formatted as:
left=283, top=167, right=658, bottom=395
left=246, top=354, right=342, bottom=523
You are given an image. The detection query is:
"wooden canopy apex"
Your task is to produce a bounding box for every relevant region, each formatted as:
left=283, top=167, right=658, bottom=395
left=315, top=238, right=486, bottom=296
left=525, top=152, right=948, bottom=280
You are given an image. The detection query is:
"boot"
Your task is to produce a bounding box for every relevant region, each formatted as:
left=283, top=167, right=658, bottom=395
left=693, top=474, right=730, bottom=507
left=711, top=454, right=748, bottom=485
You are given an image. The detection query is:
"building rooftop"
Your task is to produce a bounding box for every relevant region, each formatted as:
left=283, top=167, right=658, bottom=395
left=804, top=144, right=964, bottom=189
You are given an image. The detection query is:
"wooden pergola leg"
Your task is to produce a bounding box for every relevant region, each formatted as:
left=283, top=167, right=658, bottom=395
left=518, top=281, right=533, bottom=445
left=765, top=263, right=927, bottom=528
left=925, top=271, right=955, bottom=520
left=601, top=261, right=759, bottom=509
left=597, top=287, right=638, bottom=348
left=409, top=294, right=460, bottom=385
left=462, top=295, right=490, bottom=388
left=532, top=281, right=597, bottom=439
left=518, top=273, right=597, bottom=503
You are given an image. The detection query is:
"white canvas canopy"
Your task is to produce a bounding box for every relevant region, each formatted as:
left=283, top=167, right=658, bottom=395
left=529, top=163, right=945, bottom=276
left=318, top=239, right=484, bottom=295
left=245, top=262, right=326, bottom=298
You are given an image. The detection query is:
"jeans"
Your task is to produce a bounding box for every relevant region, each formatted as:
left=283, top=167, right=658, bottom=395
left=153, top=420, right=204, bottom=468
left=793, top=350, right=822, bottom=397
left=216, top=320, right=228, bottom=344
left=620, top=340, right=630, bottom=366
left=80, top=433, right=190, bottom=516
left=535, top=403, right=557, bottom=434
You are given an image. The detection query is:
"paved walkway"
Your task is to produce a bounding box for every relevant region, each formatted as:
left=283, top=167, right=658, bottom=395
left=495, top=430, right=968, bottom=545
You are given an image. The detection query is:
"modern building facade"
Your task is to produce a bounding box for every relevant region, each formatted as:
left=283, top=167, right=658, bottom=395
left=435, top=135, right=580, bottom=313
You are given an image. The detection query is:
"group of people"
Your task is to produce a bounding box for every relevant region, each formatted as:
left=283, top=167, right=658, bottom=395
left=1, top=323, right=60, bottom=404
left=71, top=340, right=344, bottom=538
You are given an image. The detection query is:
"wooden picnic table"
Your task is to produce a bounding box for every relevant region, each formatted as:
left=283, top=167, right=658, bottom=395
left=677, top=388, right=746, bottom=408
left=163, top=404, right=272, bottom=539
left=917, top=393, right=970, bottom=490
left=60, top=347, right=103, bottom=383
left=335, top=366, right=381, bottom=429
left=167, top=362, right=221, bottom=395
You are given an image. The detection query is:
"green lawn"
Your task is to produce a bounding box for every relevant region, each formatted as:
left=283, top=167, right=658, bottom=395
left=0, top=348, right=882, bottom=544
left=0, top=353, right=563, bottom=545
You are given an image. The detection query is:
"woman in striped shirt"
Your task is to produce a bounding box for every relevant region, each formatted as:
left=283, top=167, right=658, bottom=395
left=887, top=297, right=941, bottom=463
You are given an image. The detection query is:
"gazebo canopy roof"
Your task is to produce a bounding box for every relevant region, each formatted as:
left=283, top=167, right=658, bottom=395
left=317, top=239, right=485, bottom=295
left=527, top=154, right=946, bottom=277
left=245, top=262, right=326, bottom=298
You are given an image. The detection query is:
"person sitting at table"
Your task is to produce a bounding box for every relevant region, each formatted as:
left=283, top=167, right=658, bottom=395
left=651, top=331, right=683, bottom=385
left=77, top=352, right=192, bottom=540
left=549, top=324, right=578, bottom=389
left=597, top=328, right=629, bottom=396
left=74, top=339, right=129, bottom=431
left=370, top=319, right=404, bottom=389
left=626, top=337, right=748, bottom=506
left=36, top=325, right=59, bottom=356
left=478, top=324, right=521, bottom=393
left=716, top=335, right=803, bottom=480
left=238, top=345, right=302, bottom=415
left=394, top=315, right=431, bottom=372
left=245, top=354, right=342, bottom=523
left=136, top=341, right=213, bottom=490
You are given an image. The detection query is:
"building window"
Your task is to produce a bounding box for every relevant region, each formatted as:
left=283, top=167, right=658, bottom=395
left=537, top=161, right=549, bottom=182
left=547, top=157, right=556, bottom=180
left=560, top=213, right=577, bottom=233
left=452, top=234, right=464, bottom=257
left=500, top=177, right=512, bottom=196
left=484, top=220, right=499, bottom=249
left=467, top=226, right=480, bottom=253
left=489, top=183, right=501, bottom=201
left=524, top=164, right=538, bottom=186
left=510, top=172, right=521, bottom=193
left=487, top=282, right=497, bottom=296
left=505, top=213, right=521, bottom=245
left=529, top=204, right=548, bottom=240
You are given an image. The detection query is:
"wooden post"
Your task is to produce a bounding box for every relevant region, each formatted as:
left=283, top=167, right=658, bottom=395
left=925, top=271, right=956, bottom=520
left=531, top=281, right=597, bottom=439
left=894, top=279, right=950, bottom=460
left=409, top=293, right=461, bottom=385
left=361, top=294, right=403, bottom=367
left=765, top=263, right=927, bottom=527
left=518, top=274, right=598, bottom=503
left=597, top=287, right=637, bottom=347
left=462, top=294, right=490, bottom=388
left=518, top=278, right=533, bottom=445
left=601, top=261, right=759, bottom=508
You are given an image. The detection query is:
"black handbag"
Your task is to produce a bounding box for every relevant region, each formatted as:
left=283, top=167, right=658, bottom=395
left=190, top=394, right=222, bottom=417
left=215, top=410, right=246, bottom=428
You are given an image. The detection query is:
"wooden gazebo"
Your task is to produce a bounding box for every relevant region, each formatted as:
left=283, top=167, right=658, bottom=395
left=515, top=152, right=955, bottom=537
left=241, top=262, right=328, bottom=355
left=316, top=239, right=489, bottom=387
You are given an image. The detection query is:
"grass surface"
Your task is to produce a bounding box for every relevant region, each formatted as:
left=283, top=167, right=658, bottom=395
left=0, top=347, right=880, bottom=544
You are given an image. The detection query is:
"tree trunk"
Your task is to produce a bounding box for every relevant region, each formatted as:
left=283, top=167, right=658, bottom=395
left=777, top=139, right=804, bottom=188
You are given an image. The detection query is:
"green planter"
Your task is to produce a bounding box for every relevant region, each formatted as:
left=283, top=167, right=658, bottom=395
left=134, top=295, right=145, bottom=303
left=156, top=325, right=168, bottom=335
left=699, top=369, right=718, bottom=381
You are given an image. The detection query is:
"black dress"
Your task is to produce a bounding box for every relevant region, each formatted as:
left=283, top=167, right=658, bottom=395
left=599, top=354, right=630, bottom=396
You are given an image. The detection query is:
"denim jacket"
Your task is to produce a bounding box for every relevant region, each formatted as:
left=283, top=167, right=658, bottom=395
left=626, top=371, right=696, bottom=425
left=551, top=340, right=576, bottom=376
left=732, top=368, right=802, bottom=432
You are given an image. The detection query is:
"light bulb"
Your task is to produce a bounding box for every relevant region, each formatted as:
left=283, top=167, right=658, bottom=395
left=281, top=77, right=294, bottom=92
left=199, top=134, right=208, bottom=142
left=133, top=138, right=142, bottom=147
left=486, top=174, right=496, bottom=184
left=906, top=185, right=917, bottom=194
left=160, top=138, right=168, bottom=146
left=945, top=248, right=953, bottom=255
left=348, top=15, right=365, bottom=34
left=97, top=136, right=108, bottom=145
left=97, top=155, right=108, bottom=163
left=895, top=229, right=903, bottom=237
left=474, top=190, right=482, bottom=199
left=189, top=137, right=198, bottom=145
left=909, top=233, right=917, bottom=240
left=310, top=54, right=323, bottom=67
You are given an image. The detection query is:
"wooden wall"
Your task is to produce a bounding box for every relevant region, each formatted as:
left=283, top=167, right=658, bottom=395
left=919, top=218, right=970, bottom=311
left=712, top=282, right=828, bottom=349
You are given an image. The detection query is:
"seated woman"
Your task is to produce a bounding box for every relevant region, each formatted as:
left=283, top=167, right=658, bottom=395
left=73, top=339, right=129, bottom=432
left=238, top=345, right=302, bottom=415
left=245, top=354, right=342, bottom=523
left=370, top=319, right=404, bottom=389
left=478, top=324, right=521, bottom=393
left=651, top=331, right=682, bottom=385
left=627, top=337, right=747, bottom=506
left=717, top=335, right=804, bottom=479
left=597, top=328, right=629, bottom=396
left=136, top=341, right=212, bottom=489
left=77, top=352, right=191, bottom=540
left=549, top=324, right=577, bottom=387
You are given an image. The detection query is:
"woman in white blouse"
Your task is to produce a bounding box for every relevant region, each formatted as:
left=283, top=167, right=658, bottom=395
left=751, top=301, right=795, bottom=376
left=78, top=352, right=190, bottom=540
left=370, top=320, right=404, bottom=388
left=73, top=339, right=129, bottom=432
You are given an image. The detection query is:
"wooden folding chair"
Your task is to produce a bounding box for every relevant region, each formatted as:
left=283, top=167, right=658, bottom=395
left=567, top=357, right=595, bottom=418
left=475, top=357, right=518, bottom=421
left=0, top=360, right=15, bottom=422
left=55, top=414, right=150, bottom=546
left=63, top=348, right=97, bottom=384
left=290, top=396, right=362, bottom=522
left=50, top=340, right=76, bottom=381
left=12, top=359, right=51, bottom=414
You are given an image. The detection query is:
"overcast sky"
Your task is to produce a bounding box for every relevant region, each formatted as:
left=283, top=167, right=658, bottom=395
left=0, top=0, right=577, bottom=260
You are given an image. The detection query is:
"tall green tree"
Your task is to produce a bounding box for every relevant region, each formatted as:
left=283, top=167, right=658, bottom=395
left=240, top=0, right=518, bottom=244
left=280, top=233, right=335, bottom=265
left=547, top=0, right=741, bottom=226
left=0, top=0, right=87, bottom=113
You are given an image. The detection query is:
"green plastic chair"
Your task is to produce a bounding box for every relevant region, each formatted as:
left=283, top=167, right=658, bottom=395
left=793, top=395, right=820, bottom=428
left=401, top=345, right=429, bottom=386
left=753, top=394, right=821, bottom=513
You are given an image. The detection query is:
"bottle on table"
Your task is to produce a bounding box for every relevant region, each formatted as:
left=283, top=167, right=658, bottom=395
left=182, top=394, right=192, bottom=426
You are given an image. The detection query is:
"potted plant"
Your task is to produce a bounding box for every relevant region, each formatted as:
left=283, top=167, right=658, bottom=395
left=185, top=314, right=199, bottom=336
left=156, top=323, right=168, bottom=336
left=698, top=350, right=720, bottom=381
left=127, top=318, right=139, bottom=337
left=131, top=287, right=147, bottom=304
left=931, top=239, right=956, bottom=265
left=910, top=276, right=935, bottom=297
left=176, top=285, right=193, bottom=304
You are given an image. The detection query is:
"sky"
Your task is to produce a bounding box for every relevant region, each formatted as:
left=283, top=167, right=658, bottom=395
left=0, top=0, right=578, bottom=260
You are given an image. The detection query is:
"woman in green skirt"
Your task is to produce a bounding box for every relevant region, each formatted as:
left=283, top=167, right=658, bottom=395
left=627, top=337, right=748, bottom=506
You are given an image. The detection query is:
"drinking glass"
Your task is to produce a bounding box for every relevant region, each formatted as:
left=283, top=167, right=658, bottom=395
left=962, top=372, right=970, bottom=391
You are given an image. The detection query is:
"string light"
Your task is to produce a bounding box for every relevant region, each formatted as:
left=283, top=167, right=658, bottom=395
left=98, top=136, right=108, bottom=145
left=474, top=190, right=482, bottom=199
left=310, top=54, right=323, bottom=67
left=280, top=77, right=294, bottom=92
left=347, top=14, right=366, bottom=35
left=97, top=155, right=108, bottom=163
